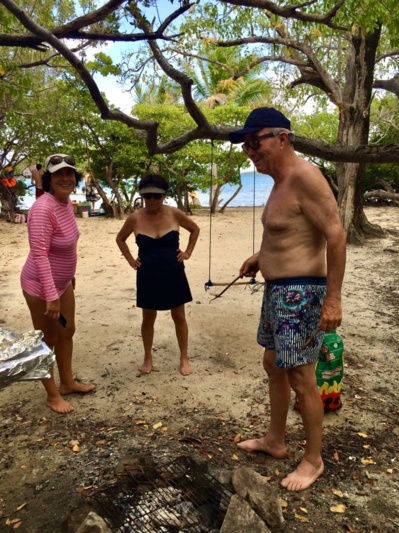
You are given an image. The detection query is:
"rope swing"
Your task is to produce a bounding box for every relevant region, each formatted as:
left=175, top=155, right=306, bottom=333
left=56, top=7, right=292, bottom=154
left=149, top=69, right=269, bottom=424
left=205, top=134, right=263, bottom=300
left=204, top=127, right=218, bottom=291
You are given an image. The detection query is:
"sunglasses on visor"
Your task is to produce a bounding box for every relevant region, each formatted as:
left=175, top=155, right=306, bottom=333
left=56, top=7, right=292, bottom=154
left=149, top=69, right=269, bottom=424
left=241, top=131, right=281, bottom=153
left=46, top=155, right=76, bottom=169
left=142, top=193, right=163, bottom=200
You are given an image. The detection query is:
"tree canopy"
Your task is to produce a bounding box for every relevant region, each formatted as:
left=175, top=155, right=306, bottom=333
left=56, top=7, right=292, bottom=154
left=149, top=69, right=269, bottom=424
left=1, top=0, right=399, bottom=240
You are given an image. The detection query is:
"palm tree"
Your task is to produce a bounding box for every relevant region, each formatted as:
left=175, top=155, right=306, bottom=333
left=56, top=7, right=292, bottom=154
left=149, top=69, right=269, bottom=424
left=178, top=46, right=271, bottom=212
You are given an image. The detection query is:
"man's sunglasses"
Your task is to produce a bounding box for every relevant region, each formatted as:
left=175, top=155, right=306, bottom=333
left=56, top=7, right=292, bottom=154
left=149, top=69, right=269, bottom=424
left=142, top=193, right=163, bottom=200
left=47, top=155, right=76, bottom=169
left=241, top=131, right=280, bottom=153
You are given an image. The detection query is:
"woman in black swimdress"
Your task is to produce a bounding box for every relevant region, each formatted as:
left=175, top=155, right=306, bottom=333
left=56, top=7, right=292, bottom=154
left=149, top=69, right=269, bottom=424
left=116, top=174, right=200, bottom=376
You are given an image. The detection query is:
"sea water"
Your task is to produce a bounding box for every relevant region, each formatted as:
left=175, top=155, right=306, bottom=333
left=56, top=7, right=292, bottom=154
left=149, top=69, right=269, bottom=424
left=18, top=181, right=100, bottom=210
left=196, top=170, right=273, bottom=207
left=18, top=171, right=273, bottom=210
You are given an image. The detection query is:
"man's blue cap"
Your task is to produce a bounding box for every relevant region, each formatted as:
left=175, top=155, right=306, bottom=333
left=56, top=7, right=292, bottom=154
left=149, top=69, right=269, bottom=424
left=229, top=107, right=291, bottom=144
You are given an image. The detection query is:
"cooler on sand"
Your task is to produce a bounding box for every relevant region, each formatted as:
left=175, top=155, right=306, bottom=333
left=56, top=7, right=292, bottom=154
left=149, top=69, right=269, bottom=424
left=73, top=202, right=91, bottom=216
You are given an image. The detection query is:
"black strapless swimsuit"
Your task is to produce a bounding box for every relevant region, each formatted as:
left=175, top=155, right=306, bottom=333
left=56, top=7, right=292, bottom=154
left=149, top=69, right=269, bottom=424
left=135, top=230, right=192, bottom=310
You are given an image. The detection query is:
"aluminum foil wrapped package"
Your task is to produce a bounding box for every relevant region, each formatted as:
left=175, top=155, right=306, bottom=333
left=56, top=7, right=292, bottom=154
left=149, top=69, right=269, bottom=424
left=0, top=327, right=55, bottom=390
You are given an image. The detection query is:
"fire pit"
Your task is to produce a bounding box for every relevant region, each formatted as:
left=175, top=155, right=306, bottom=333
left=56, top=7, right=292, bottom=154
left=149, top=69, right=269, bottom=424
left=88, top=455, right=233, bottom=532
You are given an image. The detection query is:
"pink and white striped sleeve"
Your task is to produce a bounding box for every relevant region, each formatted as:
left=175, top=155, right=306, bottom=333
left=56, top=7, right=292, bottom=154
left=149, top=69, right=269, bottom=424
left=27, top=202, right=59, bottom=302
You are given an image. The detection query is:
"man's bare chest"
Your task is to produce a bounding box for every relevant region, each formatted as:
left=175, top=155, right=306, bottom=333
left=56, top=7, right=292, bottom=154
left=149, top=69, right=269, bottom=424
left=262, top=188, right=300, bottom=233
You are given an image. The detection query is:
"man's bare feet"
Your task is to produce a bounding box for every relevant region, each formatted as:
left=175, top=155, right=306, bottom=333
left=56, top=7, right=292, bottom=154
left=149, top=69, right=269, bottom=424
left=180, top=359, right=192, bottom=376
left=139, top=360, right=153, bottom=374
left=47, top=395, right=74, bottom=414
left=281, top=458, right=324, bottom=491
left=237, top=436, right=288, bottom=459
left=59, top=381, right=96, bottom=395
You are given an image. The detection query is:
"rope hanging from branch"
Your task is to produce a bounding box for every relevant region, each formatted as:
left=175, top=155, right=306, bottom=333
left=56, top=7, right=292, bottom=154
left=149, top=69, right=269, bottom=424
left=204, top=135, right=264, bottom=298
left=204, top=127, right=217, bottom=291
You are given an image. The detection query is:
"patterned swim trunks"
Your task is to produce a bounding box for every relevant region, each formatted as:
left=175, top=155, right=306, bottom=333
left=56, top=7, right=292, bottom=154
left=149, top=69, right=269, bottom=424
left=257, top=277, right=327, bottom=368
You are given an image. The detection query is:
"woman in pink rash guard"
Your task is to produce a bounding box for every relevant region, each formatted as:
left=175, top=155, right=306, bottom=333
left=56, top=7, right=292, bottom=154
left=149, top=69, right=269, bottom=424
left=21, top=154, right=95, bottom=414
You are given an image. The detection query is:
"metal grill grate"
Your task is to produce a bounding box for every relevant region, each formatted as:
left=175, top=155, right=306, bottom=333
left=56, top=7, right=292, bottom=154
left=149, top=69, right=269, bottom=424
left=88, top=455, right=233, bottom=532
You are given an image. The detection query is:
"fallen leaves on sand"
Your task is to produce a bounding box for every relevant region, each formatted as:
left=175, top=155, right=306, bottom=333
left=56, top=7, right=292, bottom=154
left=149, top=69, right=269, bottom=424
left=233, top=432, right=242, bottom=443
left=358, top=432, right=368, bottom=438
left=295, top=513, right=309, bottom=522
left=5, top=518, right=22, bottom=528
left=69, top=440, right=80, bottom=452
left=75, top=486, right=94, bottom=493
left=232, top=454, right=239, bottom=460
left=360, top=457, right=375, bottom=465
left=153, top=422, right=162, bottom=430
left=15, top=504, right=26, bottom=511
left=332, top=489, right=344, bottom=498
left=279, top=498, right=288, bottom=508
left=330, top=504, right=347, bottom=513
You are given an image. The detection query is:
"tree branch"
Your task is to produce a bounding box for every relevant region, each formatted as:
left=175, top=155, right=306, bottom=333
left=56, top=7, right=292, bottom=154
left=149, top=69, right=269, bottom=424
left=0, top=0, right=185, bottom=49
left=221, top=0, right=347, bottom=30
left=1, top=0, right=158, bottom=134
left=218, top=33, right=341, bottom=102
left=129, top=7, right=215, bottom=153
left=293, top=136, right=399, bottom=163
left=373, top=74, right=399, bottom=97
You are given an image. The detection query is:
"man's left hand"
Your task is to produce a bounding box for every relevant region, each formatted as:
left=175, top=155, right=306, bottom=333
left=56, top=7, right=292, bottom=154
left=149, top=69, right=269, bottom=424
left=318, top=296, right=342, bottom=331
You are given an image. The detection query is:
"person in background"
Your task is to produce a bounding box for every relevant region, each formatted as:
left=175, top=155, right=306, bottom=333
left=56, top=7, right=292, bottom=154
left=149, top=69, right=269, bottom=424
left=133, top=197, right=142, bottom=211
left=116, top=174, right=200, bottom=376
left=84, top=173, right=100, bottom=212
left=31, top=164, right=44, bottom=199
left=229, top=107, right=346, bottom=491
left=20, top=154, right=95, bottom=414
left=1, top=164, right=17, bottom=195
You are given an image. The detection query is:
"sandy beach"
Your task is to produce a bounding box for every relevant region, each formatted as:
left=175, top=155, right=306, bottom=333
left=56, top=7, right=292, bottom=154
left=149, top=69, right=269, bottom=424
left=1, top=206, right=399, bottom=531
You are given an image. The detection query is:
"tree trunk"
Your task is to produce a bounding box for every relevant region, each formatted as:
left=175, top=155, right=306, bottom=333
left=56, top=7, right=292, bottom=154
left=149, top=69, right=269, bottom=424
left=336, top=25, right=383, bottom=244
left=89, top=173, right=113, bottom=216
left=0, top=183, right=17, bottom=221
left=218, top=183, right=242, bottom=213
left=210, top=184, right=221, bottom=214
left=105, top=162, right=125, bottom=219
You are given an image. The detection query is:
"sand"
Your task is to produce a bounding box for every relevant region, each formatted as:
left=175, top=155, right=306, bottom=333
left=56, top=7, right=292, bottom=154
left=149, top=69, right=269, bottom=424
left=1, top=205, right=399, bottom=531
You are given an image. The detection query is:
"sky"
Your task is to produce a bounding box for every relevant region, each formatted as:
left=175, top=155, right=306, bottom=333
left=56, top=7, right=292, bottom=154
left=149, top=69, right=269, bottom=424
left=91, top=42, right=135, bottom=112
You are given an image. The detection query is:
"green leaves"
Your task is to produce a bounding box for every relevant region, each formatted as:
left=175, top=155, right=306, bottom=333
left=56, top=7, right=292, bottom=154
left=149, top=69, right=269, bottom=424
left=86, top=52, right=121, bottom=76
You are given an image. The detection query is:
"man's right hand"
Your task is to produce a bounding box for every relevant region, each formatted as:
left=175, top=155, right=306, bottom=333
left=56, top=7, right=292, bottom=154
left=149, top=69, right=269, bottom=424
left=239, top=253, right=260, bottom=277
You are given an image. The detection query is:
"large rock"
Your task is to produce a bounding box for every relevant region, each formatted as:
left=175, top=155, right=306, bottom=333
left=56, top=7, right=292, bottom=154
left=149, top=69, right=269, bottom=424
left=232, top=467, right=285, bottom=530
left=75, top=512, right=112, bottom=533
left=220, top=494, right=272, bottom=533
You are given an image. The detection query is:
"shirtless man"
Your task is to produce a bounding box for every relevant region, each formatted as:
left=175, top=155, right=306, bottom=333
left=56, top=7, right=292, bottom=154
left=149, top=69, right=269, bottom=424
left=31, top=164, right=44, bottom=198
left=229, top=107, right=346, bottom=491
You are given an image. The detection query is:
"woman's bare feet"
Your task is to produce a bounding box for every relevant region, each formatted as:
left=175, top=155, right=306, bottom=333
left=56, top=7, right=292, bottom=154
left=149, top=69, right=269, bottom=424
left=180, top=359, right=192, bottom=376
left=47, top=394, right=74, bottom=414
left=59, top=381, right=96, bottom=395
left=237, top=436, right=288, bottom=459
left=139, top=359, right=153, bottom=374
left=281, top=458, right=324, bottom=491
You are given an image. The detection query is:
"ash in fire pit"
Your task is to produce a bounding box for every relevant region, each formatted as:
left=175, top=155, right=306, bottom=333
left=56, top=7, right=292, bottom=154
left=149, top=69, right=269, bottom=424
left=89, top=455, right=233, bottom=532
